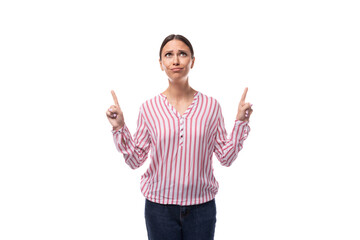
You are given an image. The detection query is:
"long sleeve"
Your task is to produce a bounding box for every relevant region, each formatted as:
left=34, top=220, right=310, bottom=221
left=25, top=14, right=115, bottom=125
left=213, top=105, right=250, bottom=167
left=111, top=105, right=151, bottom=169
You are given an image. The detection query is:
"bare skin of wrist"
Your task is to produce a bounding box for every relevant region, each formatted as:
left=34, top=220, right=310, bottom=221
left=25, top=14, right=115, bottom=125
left=113, top=123, right=124, bottom=131
left=236, top=115, right=247, bottom=122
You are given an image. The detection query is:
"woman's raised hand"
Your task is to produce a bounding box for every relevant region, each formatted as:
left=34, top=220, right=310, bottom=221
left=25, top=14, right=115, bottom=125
left=236, top=87, right=253, bottom=122
left=106, top=90, right=125, bottom=130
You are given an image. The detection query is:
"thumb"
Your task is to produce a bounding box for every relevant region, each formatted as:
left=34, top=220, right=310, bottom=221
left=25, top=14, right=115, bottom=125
left=241, top=102, right=252, bottom=111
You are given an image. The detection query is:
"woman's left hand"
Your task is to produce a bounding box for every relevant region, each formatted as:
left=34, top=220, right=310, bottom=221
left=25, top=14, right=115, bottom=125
left=236, top=87, right=253, bottom=122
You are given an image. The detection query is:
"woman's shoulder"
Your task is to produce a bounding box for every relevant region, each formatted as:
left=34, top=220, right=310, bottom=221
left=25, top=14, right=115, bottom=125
left=197, top=91, right=221, bottom=106
left=138, top=93, right=166, bottom=112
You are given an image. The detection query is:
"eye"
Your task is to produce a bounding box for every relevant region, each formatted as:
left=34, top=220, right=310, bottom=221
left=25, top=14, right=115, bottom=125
left=180, top=52, right=187, bottom=56
left=165, top=53, right=172, bottom=57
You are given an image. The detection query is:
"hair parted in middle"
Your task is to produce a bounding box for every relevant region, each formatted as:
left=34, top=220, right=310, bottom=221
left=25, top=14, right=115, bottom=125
left=159, top=34, right=194, bottom=60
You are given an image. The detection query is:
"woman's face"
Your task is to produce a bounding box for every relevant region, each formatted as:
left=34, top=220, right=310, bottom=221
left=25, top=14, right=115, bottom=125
left=159, top=39, right=195, bottom=82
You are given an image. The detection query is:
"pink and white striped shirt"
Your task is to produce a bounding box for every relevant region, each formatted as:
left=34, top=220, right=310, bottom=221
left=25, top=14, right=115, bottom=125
left=112, top=91, right=250, bottom=206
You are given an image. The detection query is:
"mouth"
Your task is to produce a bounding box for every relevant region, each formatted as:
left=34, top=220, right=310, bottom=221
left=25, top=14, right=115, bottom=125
left=171, top=68, right=183, bottom=72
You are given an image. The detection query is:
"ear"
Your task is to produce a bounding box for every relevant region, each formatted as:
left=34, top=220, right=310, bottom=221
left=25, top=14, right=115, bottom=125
left=159, top=59, right=164, bottom=71
left=190, top=57, right=195, bottom=69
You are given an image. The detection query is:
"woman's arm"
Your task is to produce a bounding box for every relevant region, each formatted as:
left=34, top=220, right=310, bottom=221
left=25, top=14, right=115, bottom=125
left=112, top=106, right=151, bottom=169
left=106, top=90, right=151, bottom=169
left=213, top=102, right=251, bottom=167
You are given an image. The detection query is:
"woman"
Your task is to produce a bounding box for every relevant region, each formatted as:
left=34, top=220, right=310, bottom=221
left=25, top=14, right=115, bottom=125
left=106, top=34, right=253, bottom=240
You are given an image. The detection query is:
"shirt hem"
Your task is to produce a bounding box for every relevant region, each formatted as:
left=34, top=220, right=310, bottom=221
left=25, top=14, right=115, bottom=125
left=143, top=195, right=216, bottom=206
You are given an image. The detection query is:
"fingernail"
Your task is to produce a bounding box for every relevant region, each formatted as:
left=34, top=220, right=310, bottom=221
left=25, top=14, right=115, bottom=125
left=109, top=108, right=112, bottom=112
left=250, top=104, right=253, bottom=107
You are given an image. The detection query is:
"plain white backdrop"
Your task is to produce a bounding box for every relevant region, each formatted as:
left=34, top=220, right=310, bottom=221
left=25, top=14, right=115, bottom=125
left=1, top=0, right=359, bottom=239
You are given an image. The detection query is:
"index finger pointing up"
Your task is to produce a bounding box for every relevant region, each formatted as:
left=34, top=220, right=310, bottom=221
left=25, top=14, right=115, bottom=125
left=111, top=90, right=120, bottom=107
left=240, top=87, right=248, bottom=104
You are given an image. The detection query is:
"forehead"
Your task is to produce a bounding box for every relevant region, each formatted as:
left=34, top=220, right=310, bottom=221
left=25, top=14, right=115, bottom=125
left=162, top=39, right=190, bottom=52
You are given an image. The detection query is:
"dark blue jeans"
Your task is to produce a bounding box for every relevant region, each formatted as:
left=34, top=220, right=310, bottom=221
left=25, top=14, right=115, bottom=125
left=144, top=198, right=217, bottom=240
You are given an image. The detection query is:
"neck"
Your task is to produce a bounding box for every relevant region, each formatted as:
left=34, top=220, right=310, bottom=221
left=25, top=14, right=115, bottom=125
left=164, top=77, right=195, bottom=101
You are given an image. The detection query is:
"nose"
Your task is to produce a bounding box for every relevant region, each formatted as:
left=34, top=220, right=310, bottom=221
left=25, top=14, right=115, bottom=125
left=173, top=55, right=180, bottom=65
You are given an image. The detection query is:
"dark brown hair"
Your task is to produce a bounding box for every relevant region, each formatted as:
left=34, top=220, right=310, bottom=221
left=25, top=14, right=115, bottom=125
left=159, top=34, right=194, bottom=60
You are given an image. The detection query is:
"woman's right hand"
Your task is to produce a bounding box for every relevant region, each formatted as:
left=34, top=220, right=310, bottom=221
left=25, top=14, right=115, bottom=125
left=106, top=90, right=125, bottom=131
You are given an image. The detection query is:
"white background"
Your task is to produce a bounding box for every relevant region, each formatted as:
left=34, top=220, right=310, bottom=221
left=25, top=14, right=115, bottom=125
left=1, top=0, right=359, bottom=239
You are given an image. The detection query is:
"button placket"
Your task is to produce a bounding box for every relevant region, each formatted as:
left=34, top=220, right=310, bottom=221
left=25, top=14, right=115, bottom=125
left=179, top=117, right=185, bottom=146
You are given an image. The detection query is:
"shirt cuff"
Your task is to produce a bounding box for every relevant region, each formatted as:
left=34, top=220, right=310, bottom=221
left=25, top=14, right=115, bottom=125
left=234, top=119, right=249, bottom=126
left=232, top=120, right=250, bottom=152
left=111, top=124, right=126, bottom=134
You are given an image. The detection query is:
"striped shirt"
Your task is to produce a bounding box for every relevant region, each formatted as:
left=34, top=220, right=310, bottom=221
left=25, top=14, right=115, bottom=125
left=111, top=91, right=250, bottom=206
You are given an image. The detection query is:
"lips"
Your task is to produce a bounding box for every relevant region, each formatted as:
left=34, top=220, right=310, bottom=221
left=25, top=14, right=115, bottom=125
left=171, top=68, right=183, bottom=72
